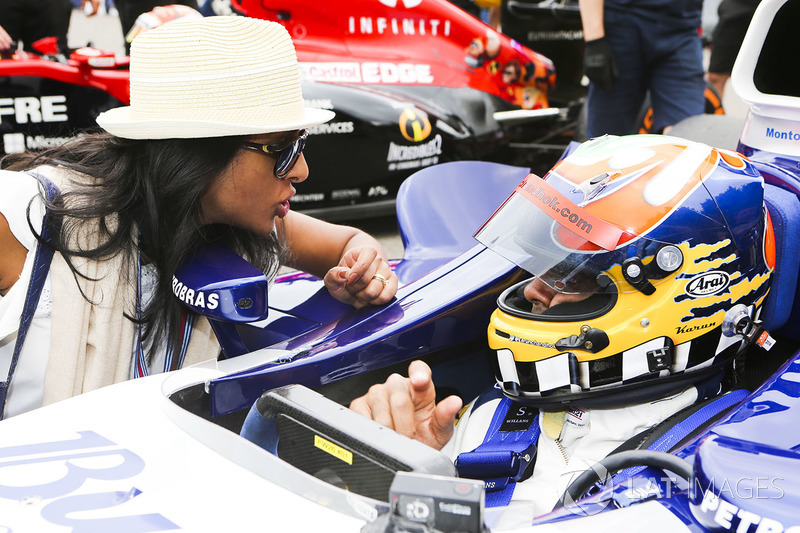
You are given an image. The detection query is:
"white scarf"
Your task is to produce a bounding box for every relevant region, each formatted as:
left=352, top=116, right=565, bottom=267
left=37, top=166, right=219, bottom=405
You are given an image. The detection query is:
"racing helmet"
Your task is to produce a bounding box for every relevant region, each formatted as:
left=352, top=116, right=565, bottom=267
left=476, top=135, right=776, bottom=408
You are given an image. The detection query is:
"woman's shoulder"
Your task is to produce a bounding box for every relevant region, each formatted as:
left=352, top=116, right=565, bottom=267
left=0, top=169, right=43, bottom=296
left=0, top=168, right=48, bottom=250
left=0, top=167, right=40, bottom=190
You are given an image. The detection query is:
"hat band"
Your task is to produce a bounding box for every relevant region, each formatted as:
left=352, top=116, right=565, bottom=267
left=130, top=60, right=297, bottom=84
left=130, top=101, right=304, bottom=120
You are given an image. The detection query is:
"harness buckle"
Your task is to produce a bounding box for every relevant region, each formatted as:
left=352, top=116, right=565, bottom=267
left=455, top=442, right=537, bottom=492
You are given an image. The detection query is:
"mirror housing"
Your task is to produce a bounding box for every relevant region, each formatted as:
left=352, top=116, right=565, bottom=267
left=173, top=244, right=269, bottom=357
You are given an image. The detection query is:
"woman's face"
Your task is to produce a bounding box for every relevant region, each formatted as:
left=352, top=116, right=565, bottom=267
left=199, top=130, right=309, bottom=236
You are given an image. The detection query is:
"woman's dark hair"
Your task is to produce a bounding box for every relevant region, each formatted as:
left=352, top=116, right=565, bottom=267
left=2, top=132, right=285, bottom=361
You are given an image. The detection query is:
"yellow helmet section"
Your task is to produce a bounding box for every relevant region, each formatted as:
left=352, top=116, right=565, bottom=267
left=489, top=239, right=771, bottom=365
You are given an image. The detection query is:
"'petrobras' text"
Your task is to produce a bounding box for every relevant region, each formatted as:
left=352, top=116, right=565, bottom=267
left=172, top=276, right=219, bottom=309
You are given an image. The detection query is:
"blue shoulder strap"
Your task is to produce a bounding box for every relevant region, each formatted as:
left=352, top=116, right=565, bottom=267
left=455, top=391, right=540, bottom=508
left=454, top=388, right=748, bottom=508
left=0, top=173, right=59, bottom=420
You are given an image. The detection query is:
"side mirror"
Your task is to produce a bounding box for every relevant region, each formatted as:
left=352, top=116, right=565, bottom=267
left=173, top=244, right=269, bottom=357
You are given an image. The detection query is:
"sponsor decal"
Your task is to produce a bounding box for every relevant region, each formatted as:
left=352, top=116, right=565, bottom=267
left=368, top=185, right=389, bottom=197
left=387, top=134, right=442, bottom=171
left=305, top=98, right=334, bottom=110
left=0, top=95, right=68, bottom=124
left=496, top=329, right=556, bottom=349
left=314, top=434, right=353, bottom=464
left=499, top=403, right=535, bottom=432
left=740, top=115, right=800, bottom=156
left=3, top=133, right=72, bottom=153
left=404, top=498, right=432, bottom=521
left=757, top=330, right=776, bottom=350
left=0, top=431, right=178, bottom=529
left=171, top=275, right=219, bottom=310
left=564, top=407, right=587, bottom=429
left=347, top=493, right=379, bottom=522
left=516, top=176, right=624, bottom=250
left=526, top=29, right=584, bottom=41
left=308, top=121, right=354, bottom=135
left=2, top=133, right=26, bottom=153
left=567, top=408, right=585, bottom=420
left=292, top=193, right=325, bottom=203
left=301, top=62, right=434, bottom=84
left=331, top=188, right=361, bottom=200
left=438, top=502, right=472, bottom=516
left=696, top=488, right=790, bottom=532
left=347, top=16, right=450, bottom=37
left=676, top=321, right=716, bottom=335
left=387, top=134, right=442, bottom=162
left=686, top=271, right=731, bottom=297
left=399, top=108, right=432, bottom=142
left=765, top=126, right=800, bottom=142
left=388, top=155, right=438, bottom=171
left=301, top=62, right=362, bottom=83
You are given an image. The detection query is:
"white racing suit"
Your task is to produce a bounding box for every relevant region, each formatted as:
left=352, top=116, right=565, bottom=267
left=441, top=384, right=700, bottom=518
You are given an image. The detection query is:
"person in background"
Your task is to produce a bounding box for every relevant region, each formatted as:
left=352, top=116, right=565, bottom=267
left=0, top=17, right=398, bottom=419
left=0, top=0, right=87, bottom=54
left=707, top=0, right=761, bottom=99
left=578, top=0, right=706, bottom=137
left=104, top=0, right=200, bottom=52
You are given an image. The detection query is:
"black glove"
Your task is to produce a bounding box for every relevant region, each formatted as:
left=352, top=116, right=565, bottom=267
left=583, top=37, right=618, bottom=92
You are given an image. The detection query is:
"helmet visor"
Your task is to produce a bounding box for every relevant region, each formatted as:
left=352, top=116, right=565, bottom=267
left=475, top=175, right=668, bottom=294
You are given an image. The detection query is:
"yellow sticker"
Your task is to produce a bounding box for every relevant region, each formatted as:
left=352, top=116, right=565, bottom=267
left=398, top=108, right=432, bottom=142
left=314, top=435, right=353, bottom=465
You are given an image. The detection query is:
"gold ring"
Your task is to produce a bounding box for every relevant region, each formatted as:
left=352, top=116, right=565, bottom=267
left=372, top=273, right=389, bottom=287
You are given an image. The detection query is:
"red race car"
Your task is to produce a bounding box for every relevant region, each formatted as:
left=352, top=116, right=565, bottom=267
left=0, top=1, right=578, bottom=219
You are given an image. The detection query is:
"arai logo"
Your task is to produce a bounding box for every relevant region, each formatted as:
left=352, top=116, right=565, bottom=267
left=686, top=271, right=730, bottom=297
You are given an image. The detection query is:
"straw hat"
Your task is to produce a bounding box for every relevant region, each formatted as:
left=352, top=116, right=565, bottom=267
left=96, top=17, right=334, bottom=139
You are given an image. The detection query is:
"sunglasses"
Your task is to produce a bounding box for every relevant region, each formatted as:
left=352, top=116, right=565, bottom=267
left=242, top=129, right=309, bottom=178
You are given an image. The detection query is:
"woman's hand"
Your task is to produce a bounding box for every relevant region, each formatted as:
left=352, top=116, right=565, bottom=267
left=349, top=361, right=462, bottom=450
left=323, top=245, right=397, bottom=308
left=282, top=211, right=398, bottom=308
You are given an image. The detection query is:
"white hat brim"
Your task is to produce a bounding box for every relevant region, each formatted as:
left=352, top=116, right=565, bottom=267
left=96, top=106, right=335, bottom=139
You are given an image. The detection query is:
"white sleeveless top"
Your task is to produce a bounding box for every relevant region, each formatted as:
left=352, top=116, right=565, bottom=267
left=0, top=170, right=171, bottom=417
left=0, top=170, right=50, bottom=417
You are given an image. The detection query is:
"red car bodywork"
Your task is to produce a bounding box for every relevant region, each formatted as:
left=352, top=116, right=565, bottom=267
left=231, top=0, right=556, bottom=110
left=1, top=48, right=130, bottom=104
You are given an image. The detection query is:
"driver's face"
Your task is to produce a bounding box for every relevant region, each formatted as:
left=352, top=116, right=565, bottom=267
left=523, top=277, right=591, bottom=314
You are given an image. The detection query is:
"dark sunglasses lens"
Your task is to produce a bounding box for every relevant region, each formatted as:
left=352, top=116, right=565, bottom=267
left=274, top=136, right=306, bottom=178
